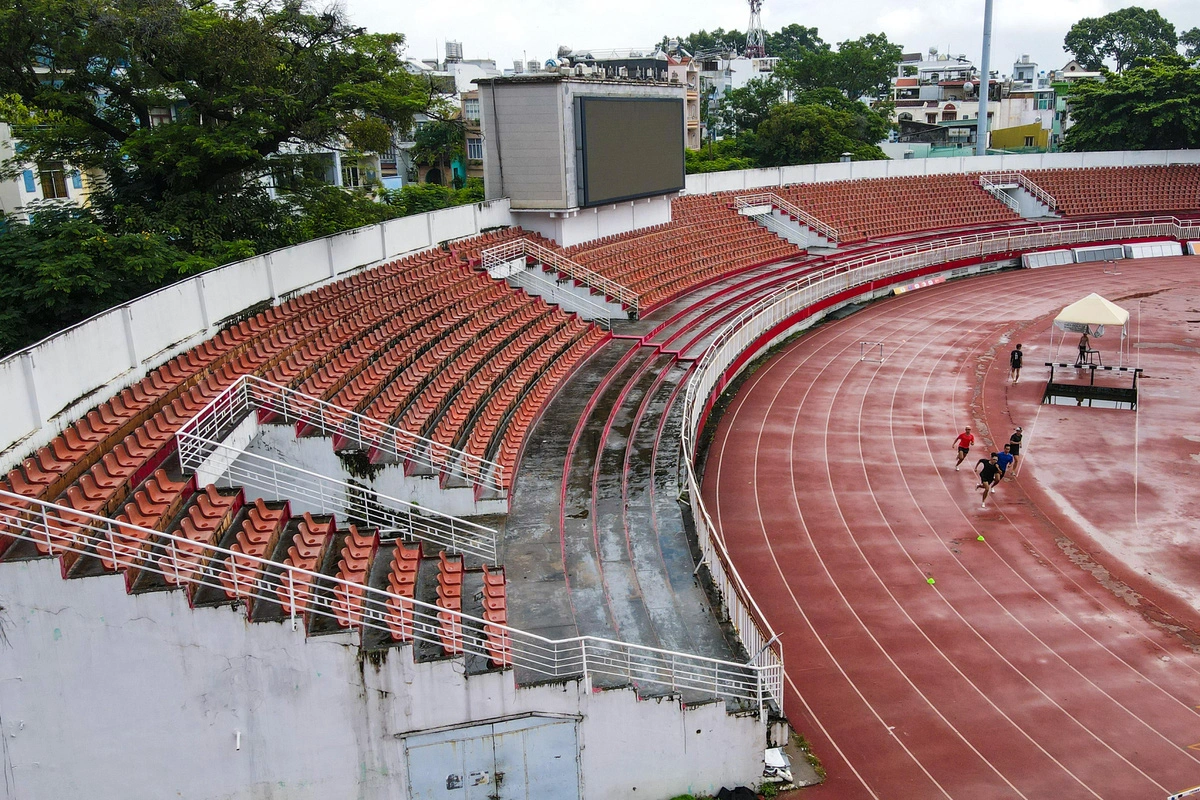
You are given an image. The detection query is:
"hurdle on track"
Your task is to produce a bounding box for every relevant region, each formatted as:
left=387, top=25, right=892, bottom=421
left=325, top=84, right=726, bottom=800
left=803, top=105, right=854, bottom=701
left=1102, top=259, right=1121, bottom=275
left=859, top=342, right=884, bottom=363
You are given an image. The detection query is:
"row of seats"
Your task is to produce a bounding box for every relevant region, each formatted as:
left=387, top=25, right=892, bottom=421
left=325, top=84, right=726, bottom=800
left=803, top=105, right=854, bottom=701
left=221, top=498, right=291, bottom=602
left=276, top=513, right=336, bottom=617
left=485, top=327, right=609, bottom=489
left=385, top=541, right=421, bottom=642
left=160, top=485, right=243, bottom=586
left=773, top=173, right=1020, bottom=242
left=332, top=526, right=379, bottom=629
left=562, top=194, right=799, bottom=310
left=1020, top=166, right=1200, bottom=217
left=436, top=550, right=464, bottom=655
left=482, top=565, right=510, bottom=668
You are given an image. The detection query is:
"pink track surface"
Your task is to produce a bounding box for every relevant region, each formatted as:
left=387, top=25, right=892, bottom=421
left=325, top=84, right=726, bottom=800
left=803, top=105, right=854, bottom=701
left=702, top=256, right=1200, bottom=799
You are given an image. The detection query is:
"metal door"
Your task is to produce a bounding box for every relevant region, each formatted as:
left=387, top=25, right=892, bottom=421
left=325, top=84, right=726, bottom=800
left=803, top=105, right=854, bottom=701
left=405, top=716, right=580, bottom=800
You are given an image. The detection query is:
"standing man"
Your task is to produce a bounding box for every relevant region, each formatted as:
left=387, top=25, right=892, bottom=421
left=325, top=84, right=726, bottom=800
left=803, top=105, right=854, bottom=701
left=1076, top=331, right=1090, bottom=367
left=975, top=454, right=1002, bottom=508
left=953, top=426, right=974, bottom=471
left=1009, top=343, right=1024, bottom=384
left=1008, top=427, right=1023, bottom=472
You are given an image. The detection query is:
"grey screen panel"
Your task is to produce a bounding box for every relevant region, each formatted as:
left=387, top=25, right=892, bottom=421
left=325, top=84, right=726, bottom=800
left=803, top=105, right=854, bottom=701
left=577, top=97, right=685, bottom=207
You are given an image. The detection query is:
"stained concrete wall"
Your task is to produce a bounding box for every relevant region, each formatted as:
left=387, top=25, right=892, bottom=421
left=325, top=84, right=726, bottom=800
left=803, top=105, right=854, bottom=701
left=0, top=558, right=764, bottom=800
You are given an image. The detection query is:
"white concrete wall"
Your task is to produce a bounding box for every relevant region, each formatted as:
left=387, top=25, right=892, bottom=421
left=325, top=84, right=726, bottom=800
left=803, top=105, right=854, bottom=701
left=0, top=558, right=764, bottom=800
left=512, top=194, right=673, bottom=247
left=684, top=149, right=1200, bottom=194
left=0, top=198, right=514, bottom=473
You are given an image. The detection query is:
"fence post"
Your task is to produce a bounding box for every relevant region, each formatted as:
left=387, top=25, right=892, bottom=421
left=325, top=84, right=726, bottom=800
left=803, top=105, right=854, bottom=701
left=107, top=521, right=120, bottom=570
left=40, top=506, right=52, bottom=551
left=169, top=538, right=181, bottom=584
left=287, top=570, right=298, bottom=631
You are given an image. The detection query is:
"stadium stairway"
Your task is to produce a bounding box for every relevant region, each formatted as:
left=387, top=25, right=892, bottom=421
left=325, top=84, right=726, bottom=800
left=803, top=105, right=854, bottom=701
left=501, top=253, right=832, bottom=709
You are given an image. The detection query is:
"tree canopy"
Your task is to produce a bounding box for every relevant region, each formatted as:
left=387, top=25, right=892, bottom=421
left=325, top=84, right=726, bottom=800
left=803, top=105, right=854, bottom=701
left=777, top=33, right=903, bottom=100
left=753, top=102, right=887, bottom=166
left=0, top=0, right=486, bottom=356
left=0, top=0, right=434, bottom=253
left=1061, top=56, right=1200, bottom=151
left=1182, top=27, right=1200, bottom=62
left=1063, top=6, right=1178, bottom=72
left=716, top=77, right=784, bottom=135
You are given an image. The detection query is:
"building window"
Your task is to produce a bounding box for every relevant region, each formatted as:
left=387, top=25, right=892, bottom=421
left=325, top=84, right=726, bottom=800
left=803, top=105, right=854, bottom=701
left=38, top=162, right=69, bottom=199
left=1024, top=136, right=1035, bottom=147
left=926, top=113, right=937, bottom=124
left=341, top=163, right=361, bottom=188
left=148, top=107, right=173, bottom=127
left=1037, top=97, right=1049, bottom=110
left=467, top=137, right=483, bottom=160
left=943, top=110, right=957, bottom=121
left=463, top=98, right=480, bottom=122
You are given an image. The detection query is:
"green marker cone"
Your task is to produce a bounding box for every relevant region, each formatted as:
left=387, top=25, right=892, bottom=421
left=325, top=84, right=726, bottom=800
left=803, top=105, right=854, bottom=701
left=927, top=577, right=936, bottom=585
left=977, top=535, right=985, bottom=542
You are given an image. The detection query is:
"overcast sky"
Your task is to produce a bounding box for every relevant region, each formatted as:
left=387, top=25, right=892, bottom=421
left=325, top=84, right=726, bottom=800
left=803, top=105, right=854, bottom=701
left=346, top=0, right=1200, bottom=77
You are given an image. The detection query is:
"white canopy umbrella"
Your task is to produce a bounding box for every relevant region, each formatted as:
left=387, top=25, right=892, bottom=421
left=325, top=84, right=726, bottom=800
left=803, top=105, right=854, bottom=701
left=1052, top=293, right=1131, bottom=365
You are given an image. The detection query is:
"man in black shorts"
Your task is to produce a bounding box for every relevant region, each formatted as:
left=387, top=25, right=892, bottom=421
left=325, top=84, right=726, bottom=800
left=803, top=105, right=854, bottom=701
left=1008, top=427, right=1023, bottom=472
left=975, top=454, right=1002, bottom=508
left=952, top=426, right=974, bottom=470
left=1009, top=343, right=1023, bottom=384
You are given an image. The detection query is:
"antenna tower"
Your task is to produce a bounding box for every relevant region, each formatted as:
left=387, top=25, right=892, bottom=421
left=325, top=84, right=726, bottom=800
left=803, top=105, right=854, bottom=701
left=745, top=0, right=766, bottom=58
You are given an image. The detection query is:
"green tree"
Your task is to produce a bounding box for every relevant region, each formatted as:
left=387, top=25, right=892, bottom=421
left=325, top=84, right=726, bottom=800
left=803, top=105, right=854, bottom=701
left=777, top=33, right=903, bottom=100
left=1064, top=6, right=1178, bottom=73
left=717, top=77, right=784, bottom=135
left=1182, top=28, right=1200, bottom=62
left=0, top=0, right=431, bottom=254
left=685, top=138, right=754, bottom=173
left=412, top=119, right=465, bottom=186
left=1061, top=56, right=1200, bottom=151
left=0, top=205, right=214, bottom=354
left=765, top=25, right=824, bottom=62
left=661, top=29, right=744, bottom=55
left=752, top=103, right=887, bottom=166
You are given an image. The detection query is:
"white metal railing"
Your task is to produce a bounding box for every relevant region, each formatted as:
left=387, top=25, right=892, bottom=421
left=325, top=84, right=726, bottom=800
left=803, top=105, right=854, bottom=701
left=979, top=172, right=1058, bottom=213
left=176, top=375, right=506, bottom=492
left=0, top=489, right=779, bottom=713
left=679, top=214, right=1200, bottom=713
left=504, top=259, right=618, bottom=325
left=180, top=435, right=499, bottom=562
left=734, top=193, right=841, bottom=244
left=481, top=238, right=640, bottom=315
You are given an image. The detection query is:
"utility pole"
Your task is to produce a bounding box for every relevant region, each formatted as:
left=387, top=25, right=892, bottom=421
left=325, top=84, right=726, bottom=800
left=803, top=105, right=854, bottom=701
left=976, top=0, right=994, bottom=156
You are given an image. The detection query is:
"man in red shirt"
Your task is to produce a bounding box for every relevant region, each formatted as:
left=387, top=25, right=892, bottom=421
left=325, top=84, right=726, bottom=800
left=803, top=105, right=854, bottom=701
left=953, top=426, right=974, bottom=470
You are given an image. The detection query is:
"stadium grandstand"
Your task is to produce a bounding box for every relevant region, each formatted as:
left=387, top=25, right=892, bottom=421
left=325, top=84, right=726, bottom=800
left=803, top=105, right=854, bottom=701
left=3, top=143, right=1200, bottom=798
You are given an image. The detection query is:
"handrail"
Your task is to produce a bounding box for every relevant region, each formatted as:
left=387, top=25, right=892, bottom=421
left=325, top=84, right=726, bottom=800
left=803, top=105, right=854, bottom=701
left=178, top=434, right=500, bottom=562
left=176, top=374, right=507, bottom=492
left=734, top=193, right=841, bottom=244
left=979, top=172, right=1058, bottom=212
left=503, top=259, right=618, bottom=325
left=482, top=238, right=640, bottom=315
left=678, top=214, right=1200, bottom=713
left=0, top=489, right=778, bottom=712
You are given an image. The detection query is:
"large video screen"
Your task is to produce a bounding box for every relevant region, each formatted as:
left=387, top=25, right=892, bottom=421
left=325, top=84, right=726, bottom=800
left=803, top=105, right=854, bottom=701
left=576, top=97, right=685, bottom=207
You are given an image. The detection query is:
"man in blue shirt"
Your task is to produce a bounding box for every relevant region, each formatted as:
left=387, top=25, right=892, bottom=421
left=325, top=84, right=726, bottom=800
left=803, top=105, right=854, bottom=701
left=995, top=444, right=1015, bottom=481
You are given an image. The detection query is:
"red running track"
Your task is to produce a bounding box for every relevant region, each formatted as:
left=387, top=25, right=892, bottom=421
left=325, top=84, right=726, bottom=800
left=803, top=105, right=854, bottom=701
left=702, top=256, right=1200, bottom=799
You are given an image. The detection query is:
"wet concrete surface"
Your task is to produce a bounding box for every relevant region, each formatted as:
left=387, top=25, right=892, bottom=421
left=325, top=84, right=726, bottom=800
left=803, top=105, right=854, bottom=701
left=501, top=262, right=824, bottom=696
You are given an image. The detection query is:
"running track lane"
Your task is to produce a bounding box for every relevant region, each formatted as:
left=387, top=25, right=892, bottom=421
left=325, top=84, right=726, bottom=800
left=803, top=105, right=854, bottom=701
left=702, top=258, right=1200, bottom=799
